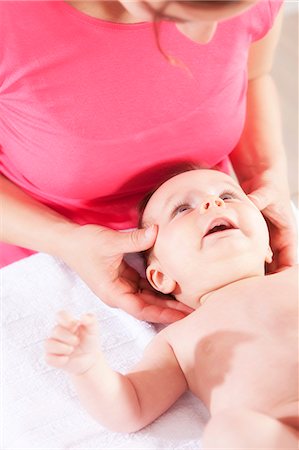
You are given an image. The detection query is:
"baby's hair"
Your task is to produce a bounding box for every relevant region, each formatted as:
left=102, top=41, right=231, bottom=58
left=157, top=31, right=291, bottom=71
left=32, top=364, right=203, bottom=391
left=138, top=162, right=200, bottom=229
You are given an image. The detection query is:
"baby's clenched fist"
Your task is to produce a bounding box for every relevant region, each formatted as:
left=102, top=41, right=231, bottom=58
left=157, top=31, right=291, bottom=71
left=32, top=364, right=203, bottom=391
left=45, top=310, right=101, bottom=375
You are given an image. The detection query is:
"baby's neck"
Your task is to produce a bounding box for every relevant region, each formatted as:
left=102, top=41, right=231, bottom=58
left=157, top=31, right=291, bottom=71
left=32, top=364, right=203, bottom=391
left=196, top=272, right=266, bottom=309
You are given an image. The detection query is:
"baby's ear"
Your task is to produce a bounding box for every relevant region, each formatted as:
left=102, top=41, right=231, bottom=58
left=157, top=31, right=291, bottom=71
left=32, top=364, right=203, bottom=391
left=146, top=261, right=176, bottom=294
left=265, top=246, right=273, bottom=264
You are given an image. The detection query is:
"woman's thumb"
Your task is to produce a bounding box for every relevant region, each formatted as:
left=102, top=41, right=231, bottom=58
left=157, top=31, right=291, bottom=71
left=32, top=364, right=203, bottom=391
left=115, top=225, right=158, bottom=254
left=247, top=188, right=271, bottom=211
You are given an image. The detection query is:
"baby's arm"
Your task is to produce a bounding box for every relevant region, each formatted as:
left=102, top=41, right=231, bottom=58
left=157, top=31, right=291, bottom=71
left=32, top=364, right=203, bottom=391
left=45, top=311, right=187, bottom=432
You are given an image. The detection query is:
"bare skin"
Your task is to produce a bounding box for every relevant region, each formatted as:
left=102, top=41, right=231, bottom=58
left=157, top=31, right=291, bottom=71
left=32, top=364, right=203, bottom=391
left=132, top=266, right=298, bottom=447
left=45, top=267, right=298, bottom=448
left=163, top=267, right=298, bottom=428
left=2, top=0, right=297, bottom=325
left=46, top=170, right=298, bottom=450
left=45, top=170, right=298, bottom=447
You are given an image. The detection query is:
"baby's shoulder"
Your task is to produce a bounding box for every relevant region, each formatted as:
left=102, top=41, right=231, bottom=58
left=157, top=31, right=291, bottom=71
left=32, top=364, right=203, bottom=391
left=285, top=264, right=298, bottom=276
left=207, top=265, right=297, bottom=305
left=251, top=265, right=298, bottom=306
left=267, top=265, right=298, bottom=284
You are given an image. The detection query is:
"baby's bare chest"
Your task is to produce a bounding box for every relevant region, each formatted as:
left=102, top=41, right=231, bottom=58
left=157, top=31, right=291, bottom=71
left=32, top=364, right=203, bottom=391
left=167, top=271, right=298, bottom=413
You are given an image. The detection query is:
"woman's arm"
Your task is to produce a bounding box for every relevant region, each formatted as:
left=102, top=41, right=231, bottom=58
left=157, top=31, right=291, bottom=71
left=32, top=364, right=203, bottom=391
left=230, top=8, right=297, bottom=270
left=46, top=312, right=188, bottom=432
left=0, top=173, right=77, bottom=256
left=231, top=8, right=284, bottom=182
left=1, top=174, right=190, bottom=322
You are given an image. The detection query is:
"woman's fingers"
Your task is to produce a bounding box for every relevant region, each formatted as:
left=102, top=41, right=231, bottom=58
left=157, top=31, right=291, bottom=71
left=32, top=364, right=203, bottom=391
left=111, top=225, right=157, bottom=254
left=139, top=289, right=193, bottom=313
left=246, top=179, right=297, bottom=271
left=247, top=188, right=272, bottom=211
left=117, top=290, right=191, bottom=323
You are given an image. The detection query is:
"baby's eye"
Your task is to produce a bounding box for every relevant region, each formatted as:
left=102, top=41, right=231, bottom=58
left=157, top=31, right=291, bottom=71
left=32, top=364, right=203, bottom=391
left=171, top=203, right=192, bottom=217
left=219, top=191, right=235, bottom=201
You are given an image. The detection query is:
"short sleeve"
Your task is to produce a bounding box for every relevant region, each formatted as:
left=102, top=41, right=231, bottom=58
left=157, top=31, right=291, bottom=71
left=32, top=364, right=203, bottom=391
left=248, top=0, right=284, bottom=42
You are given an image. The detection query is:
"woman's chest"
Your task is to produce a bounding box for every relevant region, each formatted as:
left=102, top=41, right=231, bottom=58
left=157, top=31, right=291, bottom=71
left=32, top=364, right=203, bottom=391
left=0, top=18, right=249, bottom=199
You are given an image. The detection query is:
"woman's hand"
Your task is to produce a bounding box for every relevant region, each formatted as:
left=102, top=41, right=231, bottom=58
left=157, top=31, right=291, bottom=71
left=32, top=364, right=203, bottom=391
left=243, top=169, right=297, bottom=273
left=60, top=224, right=192, bottom=323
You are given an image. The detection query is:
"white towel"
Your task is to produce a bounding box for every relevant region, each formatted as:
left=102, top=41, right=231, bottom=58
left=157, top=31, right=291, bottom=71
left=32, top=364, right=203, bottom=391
left=2, top=254, right=209, bottom=449
left=3, top=203, right=298, bottom=449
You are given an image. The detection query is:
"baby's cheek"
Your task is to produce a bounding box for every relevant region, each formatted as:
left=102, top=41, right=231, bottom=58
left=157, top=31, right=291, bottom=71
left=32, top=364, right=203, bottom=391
left=239, top=206, right=263, bottom=235
left=250, top=209, right=270, bottom=238
left=244, top=213, right=270, bottom=249
left=158, top=240, right=186, bottom=275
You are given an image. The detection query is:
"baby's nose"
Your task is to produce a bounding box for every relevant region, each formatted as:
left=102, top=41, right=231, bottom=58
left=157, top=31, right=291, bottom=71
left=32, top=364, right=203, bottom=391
left=199, top=197, right=225, bottom=214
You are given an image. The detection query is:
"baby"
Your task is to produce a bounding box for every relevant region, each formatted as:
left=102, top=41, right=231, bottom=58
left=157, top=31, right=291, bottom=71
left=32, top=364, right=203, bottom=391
left=45, top=169, right=298, bottom=448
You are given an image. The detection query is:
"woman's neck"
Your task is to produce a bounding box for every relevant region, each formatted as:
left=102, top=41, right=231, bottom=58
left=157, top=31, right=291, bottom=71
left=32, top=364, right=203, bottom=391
left=66, top=1, right=139, bottom=23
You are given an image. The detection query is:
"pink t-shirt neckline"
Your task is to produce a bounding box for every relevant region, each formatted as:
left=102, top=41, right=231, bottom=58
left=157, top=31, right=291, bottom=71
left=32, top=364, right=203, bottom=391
left=0, top=0, right=283, bottom=267
left=59, top=1, right=154, bottom=30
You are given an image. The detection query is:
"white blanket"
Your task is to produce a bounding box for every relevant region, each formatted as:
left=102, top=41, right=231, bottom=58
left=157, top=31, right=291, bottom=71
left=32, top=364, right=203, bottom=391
left=2, top=204, right=298, bottom=449
left=2, top=254, right=209, bottom=449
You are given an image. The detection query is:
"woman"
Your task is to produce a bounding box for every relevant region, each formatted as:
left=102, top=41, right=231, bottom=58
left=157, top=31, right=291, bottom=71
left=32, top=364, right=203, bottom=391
left=0, top=0, right=296, bottom=322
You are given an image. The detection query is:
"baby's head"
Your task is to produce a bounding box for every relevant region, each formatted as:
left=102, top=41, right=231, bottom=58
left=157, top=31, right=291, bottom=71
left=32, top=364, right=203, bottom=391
left=139, top=169, right=273, bottom=308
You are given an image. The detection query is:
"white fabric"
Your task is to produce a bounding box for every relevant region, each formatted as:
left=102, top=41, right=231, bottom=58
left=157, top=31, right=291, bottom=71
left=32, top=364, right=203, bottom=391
left=2, top=204, right=298, bottom=449
left=2, top=254, right=209, bottom=449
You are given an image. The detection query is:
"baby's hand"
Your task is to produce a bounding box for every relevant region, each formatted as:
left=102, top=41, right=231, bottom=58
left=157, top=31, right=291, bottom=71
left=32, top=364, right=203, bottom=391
left=45, top=311, right=100, bottom=375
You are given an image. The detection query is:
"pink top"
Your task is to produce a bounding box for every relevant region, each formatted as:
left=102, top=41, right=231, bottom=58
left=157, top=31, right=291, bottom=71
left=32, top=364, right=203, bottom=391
left=0, top=0, right=282, bottom=267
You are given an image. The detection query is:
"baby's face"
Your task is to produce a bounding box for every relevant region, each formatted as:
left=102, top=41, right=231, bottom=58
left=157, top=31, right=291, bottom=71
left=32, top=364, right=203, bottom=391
left=142, top=170, right=272, bottom=308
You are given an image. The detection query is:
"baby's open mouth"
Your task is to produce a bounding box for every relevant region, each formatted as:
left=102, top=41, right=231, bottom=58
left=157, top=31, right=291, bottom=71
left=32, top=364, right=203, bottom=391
left=203, top=218, right=237, bottom=238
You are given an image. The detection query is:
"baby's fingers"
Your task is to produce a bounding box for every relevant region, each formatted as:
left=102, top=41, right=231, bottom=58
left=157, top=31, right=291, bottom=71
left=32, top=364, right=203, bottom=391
left=80, top=313, right=98, bottom=336
left=45, top=353, right=70, bottom=368
left=51, top=325, right=79, bottom=347
left=44, top=338, right=74, bottom=356
left=57, top=310, right=79, bottom=333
